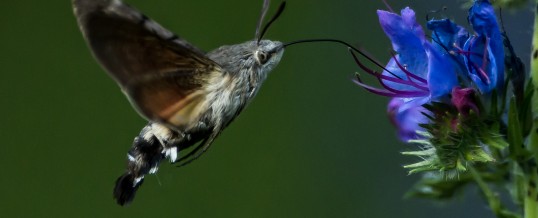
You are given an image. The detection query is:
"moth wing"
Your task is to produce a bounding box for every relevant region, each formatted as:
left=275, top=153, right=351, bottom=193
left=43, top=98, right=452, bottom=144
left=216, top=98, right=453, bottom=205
left=73, top=0, right=221, bottom=128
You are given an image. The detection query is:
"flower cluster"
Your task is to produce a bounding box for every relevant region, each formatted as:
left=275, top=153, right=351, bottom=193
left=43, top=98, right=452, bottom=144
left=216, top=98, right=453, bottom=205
left=356, top=0, right=503, bottom=140
left=353, top=0, right=508, bottom=175
left=351, top=0, right=538, bottom=216
left=352, top=0, right=528, bottom=186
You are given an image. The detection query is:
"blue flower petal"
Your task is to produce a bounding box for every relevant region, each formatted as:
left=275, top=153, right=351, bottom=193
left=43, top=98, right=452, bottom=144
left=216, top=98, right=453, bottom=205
left=377, top=8, right=428, bottom=79
left=427, top=19, right=468, bottom=54
left=388, top=98, right=430, bottom=141
left=463, top=0, right=504, bottom=93
left=468, top=0, right=498, bottom=37
left=424, top=43, right=458, bottom=99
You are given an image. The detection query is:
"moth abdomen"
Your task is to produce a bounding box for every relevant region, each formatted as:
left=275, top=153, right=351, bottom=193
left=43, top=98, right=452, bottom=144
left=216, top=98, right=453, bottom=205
left=113, top=122, right=214, bottom=205
left=113, top=124, right=172, bottom=205
left=113, top=172, right=142, bottom=206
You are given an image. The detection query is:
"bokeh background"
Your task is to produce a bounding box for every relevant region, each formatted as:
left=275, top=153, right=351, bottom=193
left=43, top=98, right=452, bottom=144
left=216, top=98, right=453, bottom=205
left=0, top=0, right=534, bottom=217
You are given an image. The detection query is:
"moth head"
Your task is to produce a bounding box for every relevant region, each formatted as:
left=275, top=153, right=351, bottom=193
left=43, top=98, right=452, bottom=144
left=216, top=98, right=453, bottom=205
left=249, top=0, right=286, bottom=72
left=206, top=40, right=284, bottom=75
left=205, top=0, right=287, bottom=74
left=254, top=39, right=284, bottom=72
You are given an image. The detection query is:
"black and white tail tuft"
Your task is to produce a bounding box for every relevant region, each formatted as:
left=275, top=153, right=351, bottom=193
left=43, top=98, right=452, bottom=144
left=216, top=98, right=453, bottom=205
left=113, top=172, right=143, bottom=206
left=113, top=123, right=176, bottom=206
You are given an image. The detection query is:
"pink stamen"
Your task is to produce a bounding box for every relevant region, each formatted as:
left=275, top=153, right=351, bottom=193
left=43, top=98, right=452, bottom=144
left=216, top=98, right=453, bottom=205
left=452, top=42, right=482, bottom=58
left=381, top=0, right=395, bottom=13
left=354, top=76, right=429, bottom=97
left=452, top=37, right=491, bottom=85
left=455, top=36, right=490, bottom=85
left=350, top=51, right=429, bottom=91
left=376, top=77, right=417, bottom=95
left=471, top=62, right=491, bottom=85
left=374, top=68, right=429, bottom=92
left=350, top=49, right=401, bottom=79
left=390, top=53, right=428, bottom=84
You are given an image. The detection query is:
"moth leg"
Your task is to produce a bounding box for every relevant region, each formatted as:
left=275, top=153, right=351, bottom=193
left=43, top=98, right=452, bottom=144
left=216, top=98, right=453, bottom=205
left=163, top=137, right=184, bottom=163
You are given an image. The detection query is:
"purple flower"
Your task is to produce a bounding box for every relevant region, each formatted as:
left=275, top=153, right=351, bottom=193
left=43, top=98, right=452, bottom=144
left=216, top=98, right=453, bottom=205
left=388, top=98, right=430, bottom=141
left=463, top=0, right=504, bottom=93
left=353, top=7, right=458, bottom=141
left=427, top=19, right=468, bottom=56
left=427, top=0, right=504, bottom=93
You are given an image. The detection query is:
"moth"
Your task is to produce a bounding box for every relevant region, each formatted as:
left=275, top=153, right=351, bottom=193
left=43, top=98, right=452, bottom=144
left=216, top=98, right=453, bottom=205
left=73, top=0, right=288, bottom=205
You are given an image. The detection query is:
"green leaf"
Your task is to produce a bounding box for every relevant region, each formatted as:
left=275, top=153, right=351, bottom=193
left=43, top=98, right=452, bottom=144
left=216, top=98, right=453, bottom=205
left=498, top=210, right=522, bottom=218
left=482, top=134, right=509, bottom=149
left=508, top=97, right=526, bottom=159
left=520, top=81, right=535, bottom=137
left=405, top=173, right=470, bottom=200
left=466, top=148, right=495, bottom=163
left=403, top=158, right=439, bottom=175
left=401, top=148, right=435, bottom=156
left=456, top=160, right=467, bottom=171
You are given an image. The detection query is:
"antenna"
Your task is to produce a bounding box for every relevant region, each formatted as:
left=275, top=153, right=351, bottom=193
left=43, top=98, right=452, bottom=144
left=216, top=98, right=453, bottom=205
left=258, top=2, right=286, bottom=43
left=255, top=0, right=271, bottom=41
left=255, top=1, right=286, bottom=44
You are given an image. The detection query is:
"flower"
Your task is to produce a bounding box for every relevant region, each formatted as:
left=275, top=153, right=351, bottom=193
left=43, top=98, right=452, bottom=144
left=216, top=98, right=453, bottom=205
left=463, top=0, right=504, bottom=93
left=353, top=7, right=458, bottom=141
left=387, top=98, right=430, bottom=141
left=428, top=0, right=504, bottom=93
left=451, top=87, right=478, bottom=116
left=354, top=0, right=503, bottom=141
left=351, top=1, right=534, bottom=215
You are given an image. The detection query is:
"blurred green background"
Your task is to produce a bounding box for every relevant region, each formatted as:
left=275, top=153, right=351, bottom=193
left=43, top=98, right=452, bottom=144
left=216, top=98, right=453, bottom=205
left=0, top=0, right=533, bottom=217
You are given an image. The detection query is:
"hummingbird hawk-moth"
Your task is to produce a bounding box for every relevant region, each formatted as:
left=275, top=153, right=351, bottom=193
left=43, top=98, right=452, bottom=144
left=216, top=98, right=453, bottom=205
left=73, top=0, right=287, bottom=205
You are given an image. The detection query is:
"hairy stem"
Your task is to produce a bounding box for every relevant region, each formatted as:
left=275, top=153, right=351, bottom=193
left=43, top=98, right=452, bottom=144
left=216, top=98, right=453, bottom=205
left=525, top=170, right=538, bottom=218
left=526, top=1, right=538, bottom=217
left=531, top=0, right=538, bottom=163
left=469, top=166, right=503, bottom=216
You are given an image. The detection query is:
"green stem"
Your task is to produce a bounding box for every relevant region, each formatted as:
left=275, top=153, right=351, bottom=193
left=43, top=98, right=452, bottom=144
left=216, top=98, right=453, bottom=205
left=469, top=165, right=502, bottom=216
left=525, top=169, right=538, bottom=218
left=530, top=0, right=538, bottom=163
left=527, top=1, right=538, bottom=218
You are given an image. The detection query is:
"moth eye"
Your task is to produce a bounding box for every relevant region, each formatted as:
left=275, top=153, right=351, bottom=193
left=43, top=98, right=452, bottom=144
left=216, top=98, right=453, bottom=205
left=256, top=51, right=269, bottom=65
